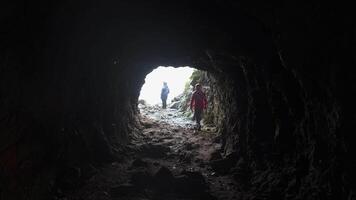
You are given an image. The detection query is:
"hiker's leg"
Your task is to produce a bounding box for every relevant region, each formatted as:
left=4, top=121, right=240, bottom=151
left=162, top=99, right=166, bottom=108
left=195, top=108, right=202, bottom=130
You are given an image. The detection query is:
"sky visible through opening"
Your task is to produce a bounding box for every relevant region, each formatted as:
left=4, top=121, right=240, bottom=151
left=139, top=66, right=194, bottom=105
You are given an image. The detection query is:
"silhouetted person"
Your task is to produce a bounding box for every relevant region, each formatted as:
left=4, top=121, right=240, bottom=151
left=190, top=83, right=207, bottom=130
left=161, top=82, right=169, bottom=109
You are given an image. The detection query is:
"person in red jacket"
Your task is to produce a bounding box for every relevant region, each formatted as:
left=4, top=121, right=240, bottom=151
left=190, top=83, right=207, bottom=130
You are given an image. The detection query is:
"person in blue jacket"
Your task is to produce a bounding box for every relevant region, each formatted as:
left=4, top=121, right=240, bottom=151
left=161, top=82, right=170, bottom=109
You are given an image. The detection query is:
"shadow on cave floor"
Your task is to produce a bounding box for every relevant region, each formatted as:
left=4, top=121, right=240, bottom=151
left=63, top=107, right=241, bottom=200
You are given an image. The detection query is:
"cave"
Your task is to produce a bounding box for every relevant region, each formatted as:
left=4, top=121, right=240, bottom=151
left=1, top=1, right=355, bottom=199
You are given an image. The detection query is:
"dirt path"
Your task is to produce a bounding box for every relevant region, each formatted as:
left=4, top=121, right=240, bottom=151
left=63, top=106, right=241, bottom=200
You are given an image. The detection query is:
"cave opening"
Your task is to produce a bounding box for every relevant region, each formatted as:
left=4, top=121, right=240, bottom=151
left=138, top=66, right=195, bottom=106
left=137, top=65, right=224, bottom=151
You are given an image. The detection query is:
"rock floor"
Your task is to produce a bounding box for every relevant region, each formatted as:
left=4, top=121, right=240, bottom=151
left=63, top=106, right=241, bottom=200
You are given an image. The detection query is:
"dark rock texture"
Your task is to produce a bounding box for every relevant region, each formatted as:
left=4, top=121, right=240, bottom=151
left=1, top=0, right=355, bottom=199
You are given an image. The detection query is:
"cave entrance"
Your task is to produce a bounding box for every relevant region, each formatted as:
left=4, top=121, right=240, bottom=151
left=138, top=66, right=216, bottom=132
left=138, top=66, right=196, bottom=128
left=137, top=65, right=221, bottom=164
left=139, top=66, right=195, bottom=106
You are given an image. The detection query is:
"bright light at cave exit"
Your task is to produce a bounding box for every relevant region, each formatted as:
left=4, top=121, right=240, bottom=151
left=139, top=66, right=194, bottom=105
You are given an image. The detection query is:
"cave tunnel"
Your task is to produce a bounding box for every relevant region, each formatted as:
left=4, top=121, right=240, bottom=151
left=1, top=1, right=355, bottom=199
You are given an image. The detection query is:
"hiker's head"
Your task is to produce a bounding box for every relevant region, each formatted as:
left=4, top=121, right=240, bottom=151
left=195, top=83, right=202, bottom=90
left=163, top=82, right=167, bottom=86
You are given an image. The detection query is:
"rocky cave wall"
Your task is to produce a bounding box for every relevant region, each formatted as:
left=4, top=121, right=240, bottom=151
left=197, top=1, right=356, bottom=198
left=1, top=0, right=355, bottom=199
left=208, top=2, right=355, bottom=198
